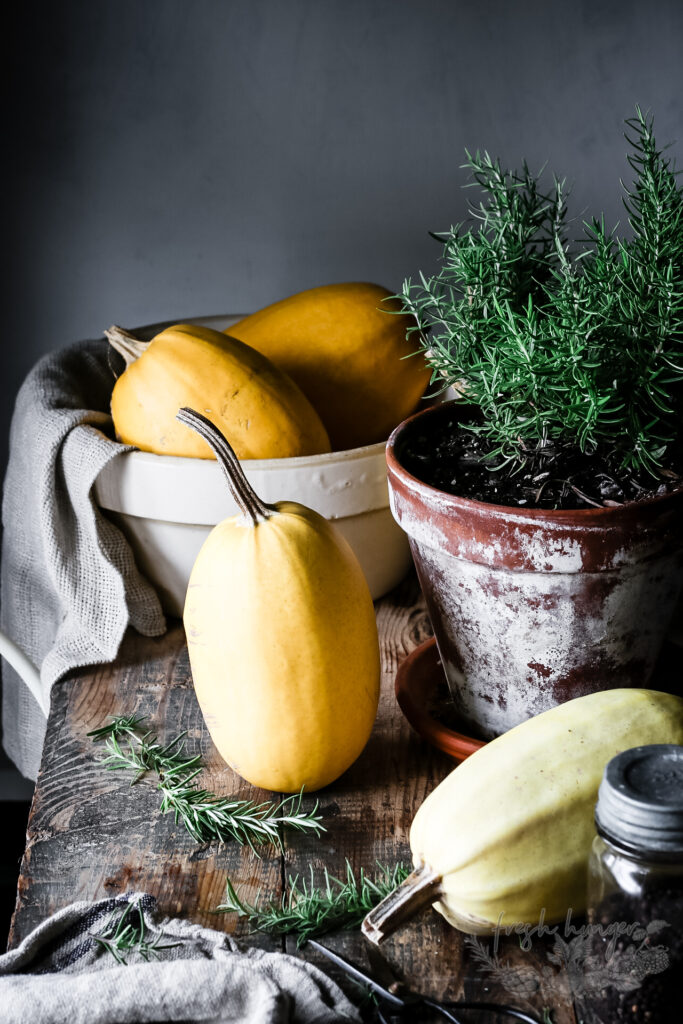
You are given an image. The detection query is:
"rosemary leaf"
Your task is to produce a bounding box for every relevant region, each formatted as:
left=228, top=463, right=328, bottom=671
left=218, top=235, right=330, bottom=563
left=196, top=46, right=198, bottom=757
left=88, top=714, right=325, bottom=852
left=216, top=861, right=411, bottom=946
left=91, top=898, right=181, bottom=965
left=87, top=713, right=147, bottom=741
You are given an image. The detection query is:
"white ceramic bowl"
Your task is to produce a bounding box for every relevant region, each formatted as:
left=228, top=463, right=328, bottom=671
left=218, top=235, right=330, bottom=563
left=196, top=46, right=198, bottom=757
left=94, top=315, right=413, bottom=617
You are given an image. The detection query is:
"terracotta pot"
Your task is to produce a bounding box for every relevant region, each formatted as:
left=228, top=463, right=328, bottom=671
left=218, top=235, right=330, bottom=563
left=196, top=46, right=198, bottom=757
left=386, top=403, right=683, bottom=739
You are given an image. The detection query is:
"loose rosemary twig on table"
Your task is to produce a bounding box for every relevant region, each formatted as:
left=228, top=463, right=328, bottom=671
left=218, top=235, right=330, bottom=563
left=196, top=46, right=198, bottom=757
left=216, top=860, right=411, bottom=946
left=88, top=714, right=325, bottom=852
left=91, top=897, right=180, bottom=965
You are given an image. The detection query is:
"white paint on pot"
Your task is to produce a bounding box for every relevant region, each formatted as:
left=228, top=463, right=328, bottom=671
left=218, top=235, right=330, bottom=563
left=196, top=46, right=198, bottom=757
left=393, top=482, right=589, bottom=575
left=94, top=314, right=412, bottom=616
left=413, top=539, right=681, bottom=739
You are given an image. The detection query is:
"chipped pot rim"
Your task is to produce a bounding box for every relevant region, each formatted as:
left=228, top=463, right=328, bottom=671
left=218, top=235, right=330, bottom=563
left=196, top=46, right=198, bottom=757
left=386, top=402, right=683, bottom=527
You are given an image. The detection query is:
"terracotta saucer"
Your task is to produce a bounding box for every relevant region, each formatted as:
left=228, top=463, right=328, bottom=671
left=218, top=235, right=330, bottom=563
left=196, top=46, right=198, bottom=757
left=395, top=637, right=486, bottom=762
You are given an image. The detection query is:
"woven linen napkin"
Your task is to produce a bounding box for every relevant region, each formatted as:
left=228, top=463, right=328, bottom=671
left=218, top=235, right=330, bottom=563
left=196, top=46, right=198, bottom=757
left=1, top=338, right=166, bottom=781
left=0, top=892, right=360, bottom=1023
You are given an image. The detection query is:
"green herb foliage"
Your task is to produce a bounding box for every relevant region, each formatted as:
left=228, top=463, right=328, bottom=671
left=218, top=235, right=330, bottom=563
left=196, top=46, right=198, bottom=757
left=216, top=861, right=410, bottom=946
left=91, top=897, right=181, bottom=965
left=400, top=109, right=683, bottom=476
left=88, top=715, right=325, bottom=853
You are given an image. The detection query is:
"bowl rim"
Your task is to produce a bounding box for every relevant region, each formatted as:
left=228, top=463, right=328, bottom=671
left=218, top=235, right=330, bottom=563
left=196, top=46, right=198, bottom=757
left=117, top=437, right=388, bottom=470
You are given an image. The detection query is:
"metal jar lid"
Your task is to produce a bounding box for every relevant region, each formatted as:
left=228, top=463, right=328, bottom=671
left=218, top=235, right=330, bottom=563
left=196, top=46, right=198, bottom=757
left=595, top=745, right=683, bottom=856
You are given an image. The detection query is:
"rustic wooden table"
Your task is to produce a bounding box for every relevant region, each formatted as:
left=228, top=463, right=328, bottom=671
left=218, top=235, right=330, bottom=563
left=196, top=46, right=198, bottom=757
left=9, top=574, right=581, bottom=1023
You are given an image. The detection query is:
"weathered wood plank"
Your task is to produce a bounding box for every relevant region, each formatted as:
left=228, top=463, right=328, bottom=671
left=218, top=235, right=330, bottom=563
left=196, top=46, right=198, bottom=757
left=9, top=625, right=280, bottom=950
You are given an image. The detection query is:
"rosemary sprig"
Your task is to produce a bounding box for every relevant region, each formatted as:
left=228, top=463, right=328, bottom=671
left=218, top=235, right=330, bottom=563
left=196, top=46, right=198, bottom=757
left=158, top=780, right=322, bottom=848
left=96, top=726, right=200, bottom=783
left=216, top=860, right=411, bottom=946
left=88, top=714, right=325, bottom=853
left=91, top=897, right=181, bottom=965
left=87, top=713, right=147, bottom=741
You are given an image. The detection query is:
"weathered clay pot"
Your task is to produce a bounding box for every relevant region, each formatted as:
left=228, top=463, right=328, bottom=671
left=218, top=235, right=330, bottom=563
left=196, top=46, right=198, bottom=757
left=386, top=403, right=683, bottom=739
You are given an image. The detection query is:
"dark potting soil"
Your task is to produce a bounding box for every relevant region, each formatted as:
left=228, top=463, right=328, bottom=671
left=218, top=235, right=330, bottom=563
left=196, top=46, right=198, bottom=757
left=399, top=408, right=683, bottom=511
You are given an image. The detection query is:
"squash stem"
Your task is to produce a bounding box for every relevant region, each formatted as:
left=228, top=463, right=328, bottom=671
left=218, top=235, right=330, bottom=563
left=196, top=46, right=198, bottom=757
left=361, top=862, right=442, bottom=945
left=176, top=407, right=275, bottom=525
left=105, top=325, right=150, bottom=366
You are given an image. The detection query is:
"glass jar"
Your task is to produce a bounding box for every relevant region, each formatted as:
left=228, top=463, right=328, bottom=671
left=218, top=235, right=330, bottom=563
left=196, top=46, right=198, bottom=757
left=577, top=744, right=683, bottom=1024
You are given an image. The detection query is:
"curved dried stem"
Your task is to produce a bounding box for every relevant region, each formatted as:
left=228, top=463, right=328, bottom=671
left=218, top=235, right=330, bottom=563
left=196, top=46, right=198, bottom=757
left=105, top=325, right=149, bottom=366
left=176, top=407, right=275, bottom=524
left=361, top=861, right=442, bottom=945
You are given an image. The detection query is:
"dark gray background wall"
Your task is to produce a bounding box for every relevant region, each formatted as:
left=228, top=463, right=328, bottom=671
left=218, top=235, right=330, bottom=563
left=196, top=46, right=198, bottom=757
left=3, top=0, right=683, bottom=471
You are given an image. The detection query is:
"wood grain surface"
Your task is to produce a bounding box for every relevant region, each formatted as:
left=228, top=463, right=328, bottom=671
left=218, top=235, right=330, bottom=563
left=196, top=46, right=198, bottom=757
left=9, top=574, right=579, bottom=1022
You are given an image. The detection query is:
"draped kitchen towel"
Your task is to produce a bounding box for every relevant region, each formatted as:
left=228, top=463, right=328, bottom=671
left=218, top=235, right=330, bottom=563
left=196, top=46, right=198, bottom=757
left=0, top=892, right=360, bottom=1024
left=1, top=339, right=166, bottom=781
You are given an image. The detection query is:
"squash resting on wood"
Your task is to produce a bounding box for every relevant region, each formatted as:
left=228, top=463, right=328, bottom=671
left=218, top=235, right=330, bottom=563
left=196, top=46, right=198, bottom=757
left=178, top=408, right=381, bottom=792
left=363, top=687, right=683, bottom=939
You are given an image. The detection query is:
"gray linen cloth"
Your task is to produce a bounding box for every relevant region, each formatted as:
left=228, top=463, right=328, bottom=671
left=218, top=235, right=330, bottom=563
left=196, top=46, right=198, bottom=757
left=0, top=892, right=360, bottom=1023
left=1, top=338, right=166, bottom=780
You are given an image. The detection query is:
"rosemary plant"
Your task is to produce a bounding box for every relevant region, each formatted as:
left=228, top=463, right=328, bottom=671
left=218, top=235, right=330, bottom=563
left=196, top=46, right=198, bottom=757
left=216, top=861, right=410, bottom=946
left=91, top=897, right=180, bottom=965
left=400, top=109, right=683, bottom=479
left=88, top=714, right=325, bottom=852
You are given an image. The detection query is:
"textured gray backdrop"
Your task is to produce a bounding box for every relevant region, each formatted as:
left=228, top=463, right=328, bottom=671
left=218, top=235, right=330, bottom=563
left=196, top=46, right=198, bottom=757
left=3, top=0, right=683, bottom=473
